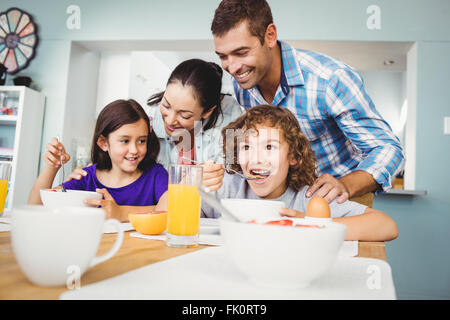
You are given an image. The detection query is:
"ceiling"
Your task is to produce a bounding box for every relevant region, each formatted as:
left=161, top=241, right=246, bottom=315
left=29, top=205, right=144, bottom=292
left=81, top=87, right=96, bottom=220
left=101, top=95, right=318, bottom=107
left=286, top=40, right=413, bottom=71
left=77, top=39, right=414, bottom=72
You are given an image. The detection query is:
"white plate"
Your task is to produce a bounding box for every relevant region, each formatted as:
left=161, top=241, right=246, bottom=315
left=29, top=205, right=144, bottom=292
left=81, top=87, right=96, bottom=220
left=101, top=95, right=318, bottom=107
left=199, top=218, right=220, bottom=234
left=103, top=222, right=134, bottom=233
left=103, top=220, right=219, bottom=234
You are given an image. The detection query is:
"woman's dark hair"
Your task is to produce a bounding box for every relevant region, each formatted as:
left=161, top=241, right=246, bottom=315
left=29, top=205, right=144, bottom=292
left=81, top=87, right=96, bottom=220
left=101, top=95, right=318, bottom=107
left=92, top=99, right=160, bottom=171
left=147, top=59, right=224, bottom=131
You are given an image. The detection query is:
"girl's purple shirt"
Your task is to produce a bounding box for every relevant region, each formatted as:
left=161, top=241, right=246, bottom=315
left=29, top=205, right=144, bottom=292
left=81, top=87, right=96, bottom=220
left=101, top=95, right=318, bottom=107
left=62, top=163, right=168, bottom=206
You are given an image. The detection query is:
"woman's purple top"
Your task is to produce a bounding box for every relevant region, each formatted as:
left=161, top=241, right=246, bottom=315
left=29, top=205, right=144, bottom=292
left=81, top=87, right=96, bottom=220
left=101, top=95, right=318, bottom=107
left=62, top=163, right=168, bottom=206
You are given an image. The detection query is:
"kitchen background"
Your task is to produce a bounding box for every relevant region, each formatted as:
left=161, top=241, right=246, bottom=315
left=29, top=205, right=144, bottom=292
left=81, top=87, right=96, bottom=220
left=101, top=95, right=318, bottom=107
left=1, top=0, right=449, bottom=299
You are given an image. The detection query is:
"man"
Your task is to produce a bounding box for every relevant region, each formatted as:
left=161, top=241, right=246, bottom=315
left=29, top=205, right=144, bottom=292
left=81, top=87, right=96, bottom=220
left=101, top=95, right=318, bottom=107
left=211, top=0, right=404, bottom=206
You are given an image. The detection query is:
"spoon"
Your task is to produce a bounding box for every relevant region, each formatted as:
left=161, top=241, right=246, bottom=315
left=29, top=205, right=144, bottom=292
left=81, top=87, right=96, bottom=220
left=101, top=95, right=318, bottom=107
left=56, top=135, right=67, bottom=192
left=179, top=156, right=265, bottom=181
left=60, top=154, right=67, bottom=192
left=197, top=187, right=241, bottom=222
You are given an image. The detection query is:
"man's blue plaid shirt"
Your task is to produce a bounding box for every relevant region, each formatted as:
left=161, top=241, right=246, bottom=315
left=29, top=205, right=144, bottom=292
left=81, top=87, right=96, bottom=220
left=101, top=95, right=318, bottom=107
left=232, top=41, right=404, bottom=193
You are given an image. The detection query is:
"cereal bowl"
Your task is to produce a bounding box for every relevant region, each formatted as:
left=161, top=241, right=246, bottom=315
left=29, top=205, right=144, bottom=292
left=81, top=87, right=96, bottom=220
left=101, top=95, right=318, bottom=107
left=220, top=218, right=346, bottom=289
left=40, top=189, right=102, bottom=208
left=220, top=198, right=284, bottom=222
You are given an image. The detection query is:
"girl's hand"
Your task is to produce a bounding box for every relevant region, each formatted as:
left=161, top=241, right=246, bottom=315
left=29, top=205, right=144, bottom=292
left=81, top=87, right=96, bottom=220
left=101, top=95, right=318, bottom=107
left=44, top=137, right=70, bottom=169
left=279, top=208, right=305, bottom=218
left=155, top=191, right=168, bottom=212
left=201, top=160, right=225, bottom=192
left=84, top=188, right=126, bottom=222
left=66, top=168, right=88, bottom=181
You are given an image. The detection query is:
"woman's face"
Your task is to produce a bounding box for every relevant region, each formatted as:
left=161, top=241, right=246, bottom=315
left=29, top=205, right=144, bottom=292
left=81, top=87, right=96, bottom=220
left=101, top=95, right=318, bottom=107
left=160, top=81, right=214, bottom=139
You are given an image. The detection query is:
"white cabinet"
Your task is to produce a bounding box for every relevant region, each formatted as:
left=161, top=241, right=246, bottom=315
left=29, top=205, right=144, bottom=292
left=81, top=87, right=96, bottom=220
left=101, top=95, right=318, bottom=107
left=0, top=86, right=45, bottom=212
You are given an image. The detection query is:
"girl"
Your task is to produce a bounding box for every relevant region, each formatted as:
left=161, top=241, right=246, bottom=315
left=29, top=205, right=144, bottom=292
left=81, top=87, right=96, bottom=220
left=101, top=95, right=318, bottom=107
left=28, top=99, right=168, bottom=222
left=202, top=105, right=398, bottom=241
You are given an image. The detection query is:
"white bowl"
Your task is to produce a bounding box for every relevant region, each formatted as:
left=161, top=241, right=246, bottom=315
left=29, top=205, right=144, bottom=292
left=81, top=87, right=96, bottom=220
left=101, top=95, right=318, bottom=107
left=40, top=189, right=102, bottom=208
left=220, top=198, right=284, bottom=222
left=220, top=218, right=347, bottom=289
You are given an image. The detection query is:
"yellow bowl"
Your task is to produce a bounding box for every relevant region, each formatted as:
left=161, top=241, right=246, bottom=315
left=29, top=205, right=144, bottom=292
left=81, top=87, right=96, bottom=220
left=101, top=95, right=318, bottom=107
left=128, top=211, right=167, bottom=235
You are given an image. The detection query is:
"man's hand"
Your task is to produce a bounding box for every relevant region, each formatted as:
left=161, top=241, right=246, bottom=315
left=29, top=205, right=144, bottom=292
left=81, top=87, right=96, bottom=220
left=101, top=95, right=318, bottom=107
left=306, top=173, right=349, bottom=204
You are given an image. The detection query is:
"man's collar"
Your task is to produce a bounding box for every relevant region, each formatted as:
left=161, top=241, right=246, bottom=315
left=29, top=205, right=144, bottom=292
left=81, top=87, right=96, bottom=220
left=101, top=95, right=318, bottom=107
left=279, top=40, right=305, bottom=87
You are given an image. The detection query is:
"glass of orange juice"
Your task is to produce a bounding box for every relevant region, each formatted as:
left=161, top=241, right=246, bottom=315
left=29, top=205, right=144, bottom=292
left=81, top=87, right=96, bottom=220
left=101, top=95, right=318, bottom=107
left=0, top=162, right=11, bottom=216
left=166, top=164, right=203, bottom=248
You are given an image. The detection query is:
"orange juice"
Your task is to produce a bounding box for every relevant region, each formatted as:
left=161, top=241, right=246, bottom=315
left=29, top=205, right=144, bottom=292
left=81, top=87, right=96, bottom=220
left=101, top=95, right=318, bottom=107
left=167, top=184, right=201, bottom=236
left=0, top=179, right=8, bottom=213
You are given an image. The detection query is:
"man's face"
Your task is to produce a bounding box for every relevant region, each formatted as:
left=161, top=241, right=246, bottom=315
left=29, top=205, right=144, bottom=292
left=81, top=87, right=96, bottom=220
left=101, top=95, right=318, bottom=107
left=214, top=21, right=272, bottom=90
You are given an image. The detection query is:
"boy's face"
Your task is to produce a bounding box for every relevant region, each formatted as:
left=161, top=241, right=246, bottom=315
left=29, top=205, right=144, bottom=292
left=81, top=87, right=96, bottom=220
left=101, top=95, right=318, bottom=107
left=237, top=124, right=295, bottom=199
left=214, top=21, right=273, bottom=90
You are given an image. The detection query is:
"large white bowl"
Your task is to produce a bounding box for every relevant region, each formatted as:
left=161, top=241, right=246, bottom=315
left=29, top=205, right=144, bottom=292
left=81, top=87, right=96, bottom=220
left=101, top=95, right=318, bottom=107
left=221, top=198, right=284, bottom=222
left=40, top=189, right=102, bottom=208
left=220, top=218, right=347, bottom=289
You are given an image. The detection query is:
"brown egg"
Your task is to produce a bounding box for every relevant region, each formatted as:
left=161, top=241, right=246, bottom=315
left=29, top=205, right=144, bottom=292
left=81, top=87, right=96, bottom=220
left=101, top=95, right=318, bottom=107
left=306, top=196, right=330, bottom=218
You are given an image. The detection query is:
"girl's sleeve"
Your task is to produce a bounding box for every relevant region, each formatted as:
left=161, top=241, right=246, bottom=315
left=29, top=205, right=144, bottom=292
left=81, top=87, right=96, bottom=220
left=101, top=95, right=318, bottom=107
left=153, top=165, right=169, bottom=203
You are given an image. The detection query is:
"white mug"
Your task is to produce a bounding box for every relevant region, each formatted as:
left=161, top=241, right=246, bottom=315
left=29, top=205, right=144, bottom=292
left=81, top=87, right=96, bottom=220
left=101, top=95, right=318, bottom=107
left=11, top=205, right=124, bottom=287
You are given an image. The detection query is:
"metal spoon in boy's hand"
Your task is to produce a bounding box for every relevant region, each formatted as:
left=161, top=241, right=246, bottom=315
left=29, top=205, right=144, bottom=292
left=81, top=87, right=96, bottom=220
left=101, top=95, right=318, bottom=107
left=179, top=157, right=264, bottom=181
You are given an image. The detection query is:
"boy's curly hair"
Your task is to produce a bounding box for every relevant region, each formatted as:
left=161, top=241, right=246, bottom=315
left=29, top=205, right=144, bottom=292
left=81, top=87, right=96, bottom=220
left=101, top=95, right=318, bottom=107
left=221, top=105, right=318, bottom=192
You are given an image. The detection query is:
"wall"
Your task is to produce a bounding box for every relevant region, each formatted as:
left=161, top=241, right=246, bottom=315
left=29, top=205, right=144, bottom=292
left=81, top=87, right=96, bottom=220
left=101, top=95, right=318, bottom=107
left=375, top=42, right=450, bottom=299
left=127, top=51, right=234, bottom=114
left=404, top=44, right=418, bottom=190
left=8, top=39, right=72, bottom=175
left=95, top=52, right=130, bottom=116
left=359, top=71, right=406, bottom=143
left=64, top=43, right=100, bottom=172
left=1, top=0, right=450, bottom=299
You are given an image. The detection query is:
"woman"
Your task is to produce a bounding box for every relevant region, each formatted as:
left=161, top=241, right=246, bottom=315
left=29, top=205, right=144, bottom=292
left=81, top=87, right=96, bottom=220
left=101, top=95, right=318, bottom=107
left=147, top=58, right=243, bottom=169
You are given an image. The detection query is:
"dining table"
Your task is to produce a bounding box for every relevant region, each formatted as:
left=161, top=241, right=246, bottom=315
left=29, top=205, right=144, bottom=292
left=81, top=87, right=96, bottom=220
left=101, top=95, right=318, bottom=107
left=0, top=230, right=387, bottom=300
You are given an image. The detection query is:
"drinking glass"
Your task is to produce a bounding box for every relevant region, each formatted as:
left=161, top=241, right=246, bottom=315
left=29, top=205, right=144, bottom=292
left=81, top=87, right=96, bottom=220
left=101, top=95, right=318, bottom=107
left=0, top=162, right=12, bottom=215
left=166, top=164, right=203, bottom=248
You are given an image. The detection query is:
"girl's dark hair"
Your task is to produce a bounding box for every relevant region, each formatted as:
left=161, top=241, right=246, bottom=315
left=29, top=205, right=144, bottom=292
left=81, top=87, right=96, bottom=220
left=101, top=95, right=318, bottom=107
left=147, top=59, right=224, bottom=131
left=222, top=105, right=318, bottom=192
left=92, top=99, right=160, bottom=171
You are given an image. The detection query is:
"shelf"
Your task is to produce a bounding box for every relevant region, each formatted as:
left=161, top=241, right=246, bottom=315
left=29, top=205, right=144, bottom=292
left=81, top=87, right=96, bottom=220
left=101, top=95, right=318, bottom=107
left=0, top=115, right=18, bottom=125
left=382, top=189, right=428, bottom=196
left=0, top=86, right=45, bottom=210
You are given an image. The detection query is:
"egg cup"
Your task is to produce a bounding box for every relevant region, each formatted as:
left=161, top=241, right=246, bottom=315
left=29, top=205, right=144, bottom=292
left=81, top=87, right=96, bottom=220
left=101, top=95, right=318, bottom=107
left=304, top=216, right=332, bottom=226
